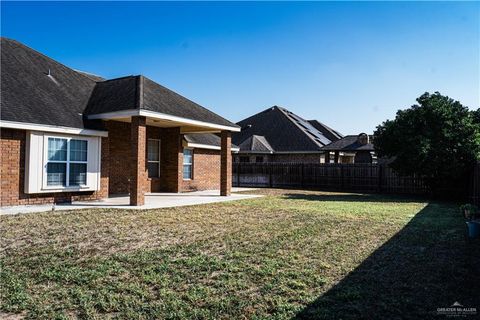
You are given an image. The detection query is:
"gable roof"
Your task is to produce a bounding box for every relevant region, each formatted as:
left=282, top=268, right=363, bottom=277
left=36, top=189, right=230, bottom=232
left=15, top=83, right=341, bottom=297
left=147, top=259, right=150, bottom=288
left=321, top=134, right=375, bottom=151
left=1, top=37, right=238, bottom=132
left=1, top=38, right=98, bottom=130
left=307, top=120, right=343, bottom=142
left=238, top=135, right=274, bottom=153
left=85, top=75, right=238, bottom=129
left=233, top=106, right=341, bottom=153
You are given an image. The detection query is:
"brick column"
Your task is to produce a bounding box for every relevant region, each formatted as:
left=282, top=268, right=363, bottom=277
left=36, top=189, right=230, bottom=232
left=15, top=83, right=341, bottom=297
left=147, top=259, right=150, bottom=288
left=130, top=116, right=147, bottom=206
left=220, top=130, right=232, bottom=196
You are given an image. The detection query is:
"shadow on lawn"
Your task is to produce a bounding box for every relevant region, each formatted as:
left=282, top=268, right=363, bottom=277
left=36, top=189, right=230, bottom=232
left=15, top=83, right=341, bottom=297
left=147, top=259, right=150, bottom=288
left=291, top=199, right=480, bottom=320
left=283, top=192, right=427, bottom=203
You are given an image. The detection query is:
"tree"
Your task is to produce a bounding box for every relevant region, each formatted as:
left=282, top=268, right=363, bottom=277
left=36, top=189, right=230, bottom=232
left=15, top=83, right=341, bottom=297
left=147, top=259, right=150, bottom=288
left=374, top=92, right=480, bottom=196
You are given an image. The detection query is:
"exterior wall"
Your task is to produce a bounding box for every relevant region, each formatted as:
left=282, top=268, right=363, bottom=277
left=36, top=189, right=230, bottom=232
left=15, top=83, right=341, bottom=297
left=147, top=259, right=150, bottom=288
left=182, top=149, right=221, bottom=192
left=0, top=128, right=108, bottom=206
left=107, top=121, right=223, bottom=195
left=1, top=123, right=230, bottom=206
left=107, top=122, right=131, bottom=195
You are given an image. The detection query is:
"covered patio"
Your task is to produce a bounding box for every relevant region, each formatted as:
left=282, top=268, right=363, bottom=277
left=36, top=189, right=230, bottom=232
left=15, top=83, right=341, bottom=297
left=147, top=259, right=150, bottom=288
left=85, top=75, right=242, bottom=206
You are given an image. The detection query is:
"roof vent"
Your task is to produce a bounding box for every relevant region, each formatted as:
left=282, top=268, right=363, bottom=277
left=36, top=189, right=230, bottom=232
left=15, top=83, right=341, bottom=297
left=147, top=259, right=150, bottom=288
left=46, top=68, right=59, bottom=86
left=357, top=133, right=369, bottom=145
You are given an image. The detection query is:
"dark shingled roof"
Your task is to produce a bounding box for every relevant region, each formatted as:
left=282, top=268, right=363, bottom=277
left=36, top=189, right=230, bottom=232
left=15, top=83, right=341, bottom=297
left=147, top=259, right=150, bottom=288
left=1, top=37, right=238, bottom=131
left=307, top=120, right=343, bottom=142
left=75, top=70, right=105, bottom=82
left=184, top=133, right=239, bottom=149
left=321, top=135, right=375, bottom=151
left=233, top=106, right=340, bottom=153
left=238, top=135, right=274, bottom=153
left=84, top=75, right=238, bottom=129
left=1, top=38, right=98, bottom=129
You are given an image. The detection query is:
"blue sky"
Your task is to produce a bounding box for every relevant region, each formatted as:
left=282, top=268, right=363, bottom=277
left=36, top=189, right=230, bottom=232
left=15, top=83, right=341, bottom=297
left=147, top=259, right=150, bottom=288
left=2, top=1, right=479, bottom=134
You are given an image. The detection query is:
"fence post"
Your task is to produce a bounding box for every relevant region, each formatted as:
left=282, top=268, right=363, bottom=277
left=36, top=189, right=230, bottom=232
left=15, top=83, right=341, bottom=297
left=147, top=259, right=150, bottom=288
left=269, top=163, right=273, bottom=188
left=340, top=164, right=344, bottom=190
left=301, top=163, right=304, bottom=188
left=236, top=162, right=241, bottom=187
left=378, top=164, right=383, bottom=193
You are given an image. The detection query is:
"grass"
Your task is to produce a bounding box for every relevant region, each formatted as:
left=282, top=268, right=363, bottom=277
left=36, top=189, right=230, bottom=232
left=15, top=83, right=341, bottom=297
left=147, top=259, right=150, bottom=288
left=1, top=189, right=478, bottom=319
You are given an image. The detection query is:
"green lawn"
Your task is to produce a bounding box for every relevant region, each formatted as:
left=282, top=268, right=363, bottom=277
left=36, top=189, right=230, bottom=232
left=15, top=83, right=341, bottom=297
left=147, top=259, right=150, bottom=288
left=1, top=189, right=478, bottom=319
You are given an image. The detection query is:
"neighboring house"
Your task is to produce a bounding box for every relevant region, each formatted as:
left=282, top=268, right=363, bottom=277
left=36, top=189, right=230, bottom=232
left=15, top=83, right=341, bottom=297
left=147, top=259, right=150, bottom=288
left=232, top=106, right=343, bottom=163
left=0, top=38, right=240, bottom=207
left=320, top=133, right=376, bottom=164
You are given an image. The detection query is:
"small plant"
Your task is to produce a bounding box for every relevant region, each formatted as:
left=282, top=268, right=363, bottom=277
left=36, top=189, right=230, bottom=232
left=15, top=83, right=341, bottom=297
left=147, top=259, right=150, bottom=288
left=460, top=204, right=479, bottom=221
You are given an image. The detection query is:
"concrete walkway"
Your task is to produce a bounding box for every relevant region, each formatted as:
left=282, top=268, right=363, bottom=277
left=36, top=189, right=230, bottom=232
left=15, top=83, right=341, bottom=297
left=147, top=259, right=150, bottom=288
left=0, top=188, right=261, bottom=215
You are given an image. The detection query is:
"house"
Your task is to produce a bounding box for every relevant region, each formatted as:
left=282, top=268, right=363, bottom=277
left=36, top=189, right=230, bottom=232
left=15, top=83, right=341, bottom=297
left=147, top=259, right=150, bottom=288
left=320, top=133, right=376, bottom=164
left=0, top=38, right=240, bottom=207
left=232, top=106, right=343, bottom=163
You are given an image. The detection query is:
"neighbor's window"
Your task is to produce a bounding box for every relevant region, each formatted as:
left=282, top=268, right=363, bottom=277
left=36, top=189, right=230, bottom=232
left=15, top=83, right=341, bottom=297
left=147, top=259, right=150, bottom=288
left=255, top=156, right=264, bottom=163
left=147, top=139, right=161, bottom=178
left=239, top=156, right=250, bottom=163
left=183, top=148, right=193, bottom=180
left=47, top=137, right=87, bottom=187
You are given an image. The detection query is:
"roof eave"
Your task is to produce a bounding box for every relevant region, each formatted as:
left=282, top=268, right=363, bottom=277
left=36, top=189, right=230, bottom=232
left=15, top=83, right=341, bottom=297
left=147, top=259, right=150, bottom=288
left=87, top=109, right=240, bottom=132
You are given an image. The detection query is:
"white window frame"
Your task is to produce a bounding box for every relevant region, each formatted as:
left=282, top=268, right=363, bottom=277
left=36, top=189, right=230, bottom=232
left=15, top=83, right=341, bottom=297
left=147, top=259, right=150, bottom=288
left=183, top=148, right=193, bottom=180
left=147, top=139, right=161, bottom=178
left=42, top=135, right=89, bottom=190
left=25, top=131, right=102, bottom=194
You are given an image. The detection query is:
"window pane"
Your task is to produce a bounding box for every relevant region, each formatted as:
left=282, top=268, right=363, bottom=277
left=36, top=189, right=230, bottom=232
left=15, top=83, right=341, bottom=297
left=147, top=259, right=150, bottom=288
left=69, top=163, right=87, bottom=186
left=148, top=140, right=159, bottom=161
left=183, top=148, right=192, bottom=164
left=183, top=165, right=192, bottom=179
left=70, top=140, right=87, bottom=161
left=47, top=163, right=66, bottom=186
left=148, top=162, right=159, bottom=178
left=48, top=138, right=67, bottom=161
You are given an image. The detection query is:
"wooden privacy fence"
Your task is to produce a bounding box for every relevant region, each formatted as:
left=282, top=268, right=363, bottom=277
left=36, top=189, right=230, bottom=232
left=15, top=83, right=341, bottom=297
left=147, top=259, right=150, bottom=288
left=471, top=162, right=480, bottom=205
left=233, top=163, right=429, bottom=195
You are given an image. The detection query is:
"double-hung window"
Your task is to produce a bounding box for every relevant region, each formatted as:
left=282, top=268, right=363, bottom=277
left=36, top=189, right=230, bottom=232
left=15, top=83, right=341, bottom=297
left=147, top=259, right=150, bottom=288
left=183, top=148, right=193, bottom=180
left=46, top=137, right=88, bottom=187
left=147, top=139, right=161, bottom=178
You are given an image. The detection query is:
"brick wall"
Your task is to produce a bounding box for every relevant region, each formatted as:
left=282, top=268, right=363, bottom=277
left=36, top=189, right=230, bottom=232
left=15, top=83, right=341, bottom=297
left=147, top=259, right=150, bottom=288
left=107, top=122, right=223, bottom=195
left=0, top=128, right=108, bottom=206
left=107, top=121, right=131, bottom=195
left=1, top=124, right=230, bottom=206
left=183, top=148, right=221, bottom=191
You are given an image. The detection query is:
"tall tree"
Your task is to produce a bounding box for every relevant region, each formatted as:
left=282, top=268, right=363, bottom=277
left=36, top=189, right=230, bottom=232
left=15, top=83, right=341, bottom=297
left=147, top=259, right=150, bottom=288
left=374, top=92, right=480, bottom=196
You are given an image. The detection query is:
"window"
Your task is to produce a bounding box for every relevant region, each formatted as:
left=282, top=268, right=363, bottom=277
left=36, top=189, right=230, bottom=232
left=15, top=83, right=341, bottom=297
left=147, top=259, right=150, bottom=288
left=239, top=156, right=250, bottom=163
left=183, top=148, right=193, bottom=180
left=255, top=156, right=264, bottom=163
left=147, top=139, right=161, bottom=178
left=46, top=137, right=87, bottom=187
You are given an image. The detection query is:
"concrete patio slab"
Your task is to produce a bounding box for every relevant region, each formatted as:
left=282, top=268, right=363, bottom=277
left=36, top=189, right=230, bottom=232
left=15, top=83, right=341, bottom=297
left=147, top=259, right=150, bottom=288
left=0, top=188, right=261, bottom=215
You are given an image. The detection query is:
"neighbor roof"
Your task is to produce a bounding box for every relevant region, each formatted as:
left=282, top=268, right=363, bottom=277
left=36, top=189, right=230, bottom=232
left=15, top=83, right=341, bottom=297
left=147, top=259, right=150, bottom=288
left=233, top=106, right=341, bottom=153
left=238, top=135, right=274, bottom=153
left=1, top=37, right=238, bottom=132
left=307, top=120, right=343, bottom=142
left=321, top=135, right=375, bottom=151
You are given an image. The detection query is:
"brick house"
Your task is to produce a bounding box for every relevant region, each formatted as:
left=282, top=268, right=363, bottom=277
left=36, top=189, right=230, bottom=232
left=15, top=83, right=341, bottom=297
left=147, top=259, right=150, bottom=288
left=0, top=38, right=240, bottom=207
left=232, top=106, right=343, bottom=163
